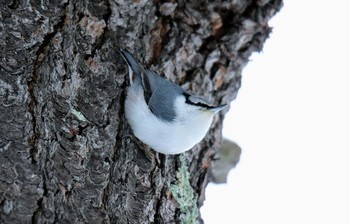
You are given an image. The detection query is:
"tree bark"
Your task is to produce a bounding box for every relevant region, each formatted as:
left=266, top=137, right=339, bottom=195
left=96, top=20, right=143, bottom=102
left=0, top=0, right=282, bottom=223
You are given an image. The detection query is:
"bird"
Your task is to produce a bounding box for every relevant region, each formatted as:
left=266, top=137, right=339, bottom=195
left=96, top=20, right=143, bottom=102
left=120, top=49, right=226, bottom=154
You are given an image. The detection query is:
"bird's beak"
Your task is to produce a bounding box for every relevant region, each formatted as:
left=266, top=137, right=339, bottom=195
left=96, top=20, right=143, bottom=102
left=209, top=104, right=227, bottom=113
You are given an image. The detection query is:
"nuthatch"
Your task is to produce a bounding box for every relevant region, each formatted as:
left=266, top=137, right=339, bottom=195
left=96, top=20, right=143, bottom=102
left=120, top=49, right=226, bottom=154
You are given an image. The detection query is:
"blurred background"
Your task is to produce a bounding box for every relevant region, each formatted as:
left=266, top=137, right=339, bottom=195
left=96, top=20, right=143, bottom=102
left=202, top=0, right=350, bottom=223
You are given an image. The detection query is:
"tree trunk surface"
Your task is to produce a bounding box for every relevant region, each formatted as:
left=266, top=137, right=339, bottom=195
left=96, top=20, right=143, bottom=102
left=0, top=0, right=282, bottom=223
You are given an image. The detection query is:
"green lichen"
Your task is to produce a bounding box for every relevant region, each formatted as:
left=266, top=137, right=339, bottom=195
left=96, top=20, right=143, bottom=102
left=70, top=108, right=87, bottom=122
left=170, top=155, right=199, bottom=224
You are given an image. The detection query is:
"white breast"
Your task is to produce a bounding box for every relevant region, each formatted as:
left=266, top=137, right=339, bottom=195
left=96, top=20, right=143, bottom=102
left=125, top=86, right=214, bottom=154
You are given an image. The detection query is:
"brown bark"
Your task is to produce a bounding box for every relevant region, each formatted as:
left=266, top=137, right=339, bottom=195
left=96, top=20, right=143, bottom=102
left=0, top=0, right=282, bottom=223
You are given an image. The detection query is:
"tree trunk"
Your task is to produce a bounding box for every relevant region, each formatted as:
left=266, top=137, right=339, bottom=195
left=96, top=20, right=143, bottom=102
left=0, top=0, right=282, bottom=223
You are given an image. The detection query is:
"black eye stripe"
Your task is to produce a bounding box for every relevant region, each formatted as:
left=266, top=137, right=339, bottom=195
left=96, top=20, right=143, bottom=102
left=183, top=93, right=215, bottom=109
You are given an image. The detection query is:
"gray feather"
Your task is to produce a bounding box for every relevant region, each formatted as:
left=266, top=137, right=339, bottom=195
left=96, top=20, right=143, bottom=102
left=143, top=70, right=183, bottom=122
left=120, top=50, right=184, bottom=122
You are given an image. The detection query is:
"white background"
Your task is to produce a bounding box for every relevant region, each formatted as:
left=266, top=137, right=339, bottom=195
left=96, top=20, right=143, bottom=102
left=202, top=0, right=350, bottom=223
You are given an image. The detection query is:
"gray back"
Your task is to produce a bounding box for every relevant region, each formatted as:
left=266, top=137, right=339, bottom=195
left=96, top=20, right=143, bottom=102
left=142, top=70, right=183, bottom=122
left=120, top=49, right=184, bottom=122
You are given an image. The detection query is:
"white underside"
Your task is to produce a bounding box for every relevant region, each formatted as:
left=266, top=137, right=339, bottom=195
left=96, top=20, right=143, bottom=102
left=125, top=85, right=213, bottom=154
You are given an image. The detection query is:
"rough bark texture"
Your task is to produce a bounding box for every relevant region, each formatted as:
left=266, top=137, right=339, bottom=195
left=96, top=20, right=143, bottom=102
left=0, top=0, right=282, bottom=223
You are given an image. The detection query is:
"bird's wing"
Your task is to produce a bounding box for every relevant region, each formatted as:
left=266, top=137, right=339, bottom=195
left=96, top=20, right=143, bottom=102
left=142, top=69, right=183, bottom=122
left=141, top=69, right=157, bottom=105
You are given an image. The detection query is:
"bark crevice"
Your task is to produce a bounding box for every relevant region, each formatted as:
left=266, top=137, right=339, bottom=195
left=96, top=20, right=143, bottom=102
left=29, top=3, right=70, bottom=222
left=90, top=0, right=112, bottom=58
left=27, top=1, right=70, bottom=164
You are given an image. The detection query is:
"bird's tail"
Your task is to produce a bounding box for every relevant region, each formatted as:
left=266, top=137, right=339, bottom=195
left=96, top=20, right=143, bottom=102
left=119, top=49, right=143, bottom=84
